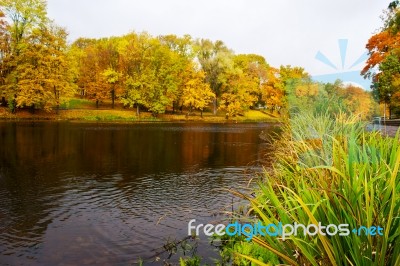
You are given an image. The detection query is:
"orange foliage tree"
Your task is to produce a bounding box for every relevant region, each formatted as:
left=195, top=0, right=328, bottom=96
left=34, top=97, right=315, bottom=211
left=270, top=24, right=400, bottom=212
left=362, top=1, right=400, bottom=115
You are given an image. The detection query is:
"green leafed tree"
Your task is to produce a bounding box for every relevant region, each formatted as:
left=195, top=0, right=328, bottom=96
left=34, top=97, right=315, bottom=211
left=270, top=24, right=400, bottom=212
left=194, top=39, right=234, bottom=115
left=374, top=51, right=400, bottom=116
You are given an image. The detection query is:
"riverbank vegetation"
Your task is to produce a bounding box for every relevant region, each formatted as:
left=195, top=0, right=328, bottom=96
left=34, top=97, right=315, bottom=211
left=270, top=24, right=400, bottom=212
left=221, top=110, right=399, bottom=265
left=0, top=0, right=377, bottom=122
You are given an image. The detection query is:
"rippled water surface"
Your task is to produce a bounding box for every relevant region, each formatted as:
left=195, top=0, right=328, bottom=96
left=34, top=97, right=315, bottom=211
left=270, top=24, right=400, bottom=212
left=0, top=122, right=278, bottom=265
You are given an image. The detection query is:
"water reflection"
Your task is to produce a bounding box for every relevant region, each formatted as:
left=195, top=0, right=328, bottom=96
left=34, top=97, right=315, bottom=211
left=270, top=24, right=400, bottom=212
left=0, top=122, right=278, bottom=265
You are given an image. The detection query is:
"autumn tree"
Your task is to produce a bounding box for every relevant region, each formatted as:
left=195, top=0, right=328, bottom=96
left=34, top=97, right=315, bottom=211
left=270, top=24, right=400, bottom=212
left=219, top=68, right=258, bottom=118
left=219, top=72, right=256, bottom=118
left=261, top=67, right=284, bottom=110
left=76, top=41, right=104, bottom=107
left=362, top=1, right=400, bottom=112
left=0, top=9, right=10, bottom=106
left=71, top=38, right=120, bottom=108
left=311, top=80, right=375, bottom=119
left=280, top=65, right=310, bottom=84
left=0, top=0, right=75, bottom=112
left=233, top=54, right=268, bottom=103
left=119, top=32, right=184, bottom=116
left=119, top=33, right=155, bottom=115
left=194, top=39, right=233, bottom=115
left=143, top=39, right=181, bottom=115
left=159, top=34, right=193, bottom=57
left=103, top=67, right=121, bottom=109
left=181, top=65, right=214, bottom=117
left=218, top=54, right=272, bottom=118
left=66, top=38, right=89, bottom=97
left=280, top=65, right=313, bottom=113
left=0, top=0, right=47, bottom=54
left=0, top=0, right=48, bottom=106
left=340, top=85, right=374, bottom=119
left=159, top=34, right=194, bottom=112
left=9, top=24, right=73, bottom=111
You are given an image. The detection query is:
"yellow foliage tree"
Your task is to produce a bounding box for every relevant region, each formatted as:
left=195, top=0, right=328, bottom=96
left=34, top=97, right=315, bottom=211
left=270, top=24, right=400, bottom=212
left=13, top=25, right=73, bottom=111
left=219, top=68, right=258, bottom=118
left=181, top=68, right=214, bottom=117
left=262, top=67, right=284, bottom=109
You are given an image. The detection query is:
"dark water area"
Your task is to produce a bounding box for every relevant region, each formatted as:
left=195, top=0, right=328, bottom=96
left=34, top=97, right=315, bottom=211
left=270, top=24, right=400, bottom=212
left=0, top=121, right=279, bottom=265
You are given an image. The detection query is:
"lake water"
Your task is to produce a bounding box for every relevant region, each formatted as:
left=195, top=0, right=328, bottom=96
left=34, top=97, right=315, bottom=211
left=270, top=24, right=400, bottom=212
left=0, top=121, right=278, bottom=265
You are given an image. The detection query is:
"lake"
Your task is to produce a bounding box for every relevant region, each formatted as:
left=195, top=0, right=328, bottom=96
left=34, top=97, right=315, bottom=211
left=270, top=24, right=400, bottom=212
left=0, top=121, right=278, bottom=265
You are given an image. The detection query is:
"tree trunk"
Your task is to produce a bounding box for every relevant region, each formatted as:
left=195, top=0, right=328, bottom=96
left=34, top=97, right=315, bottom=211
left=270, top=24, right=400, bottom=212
left=200, top=109, right=203, bottom=118
left=136, top=104, right=140, bottom=116
left=111, top=88, right=115, bottom=109
left=54, top=86, right=59, bottom=115
left=96, top=99, right=99, bottom=109
left=11, top=96, right=16, bottom=114
left=1, top=97, right=5, bottom=106
left=213, top=97, right=217, bottom=115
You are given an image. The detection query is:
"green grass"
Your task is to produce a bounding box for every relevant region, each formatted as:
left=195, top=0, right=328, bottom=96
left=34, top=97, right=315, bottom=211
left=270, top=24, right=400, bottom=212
left=81, top=114, right=160, bottom=122
left=230, top=112, right=400, bottom=265
left=61, top=98, right=96, bottom=109
left=0, top=99, right=281, bottom=123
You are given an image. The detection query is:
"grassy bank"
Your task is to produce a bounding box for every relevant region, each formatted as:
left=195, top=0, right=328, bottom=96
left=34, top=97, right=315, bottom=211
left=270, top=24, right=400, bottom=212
left=0, top=107, right=279, bottom=123
left=218, top=112, right=400, bottom=265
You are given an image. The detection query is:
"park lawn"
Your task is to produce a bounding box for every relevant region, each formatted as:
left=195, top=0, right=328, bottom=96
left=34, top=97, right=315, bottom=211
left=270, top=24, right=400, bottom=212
left=0, top=107, right=279, bottom=122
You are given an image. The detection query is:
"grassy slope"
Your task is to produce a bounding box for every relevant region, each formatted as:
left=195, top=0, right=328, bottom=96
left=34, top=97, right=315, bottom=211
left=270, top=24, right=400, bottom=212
left=0, top=98, right=280, bottom=122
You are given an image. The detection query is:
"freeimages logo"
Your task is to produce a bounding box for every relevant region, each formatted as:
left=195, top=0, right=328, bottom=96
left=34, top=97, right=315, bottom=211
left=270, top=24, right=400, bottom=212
left=312, top=39, right=371, bottom=90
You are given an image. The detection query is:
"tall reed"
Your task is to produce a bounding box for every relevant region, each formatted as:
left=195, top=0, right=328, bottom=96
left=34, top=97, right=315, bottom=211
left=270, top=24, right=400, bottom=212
left=234, top=112, right=400, bottom=265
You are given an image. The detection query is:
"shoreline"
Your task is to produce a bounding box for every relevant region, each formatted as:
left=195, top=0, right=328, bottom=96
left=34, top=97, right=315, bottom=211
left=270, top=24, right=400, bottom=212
left=0, top=108, right=280, bottom=124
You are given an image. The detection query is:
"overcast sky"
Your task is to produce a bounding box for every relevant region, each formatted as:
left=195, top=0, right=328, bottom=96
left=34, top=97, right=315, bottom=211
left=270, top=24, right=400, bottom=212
left=47, top=0, right=391, bottom=84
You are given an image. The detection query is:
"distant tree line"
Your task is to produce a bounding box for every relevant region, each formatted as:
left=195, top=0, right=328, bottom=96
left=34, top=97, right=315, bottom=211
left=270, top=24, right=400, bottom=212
left=0, top=0, right=376, bottom=119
